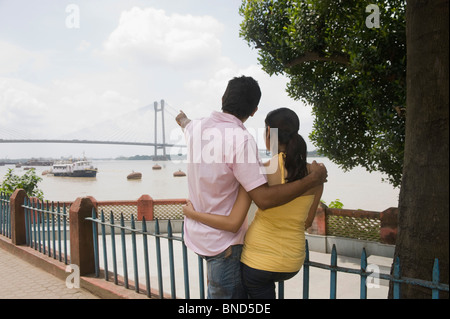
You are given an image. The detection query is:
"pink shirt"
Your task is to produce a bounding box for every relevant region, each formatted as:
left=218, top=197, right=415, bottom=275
left=183, top=111, right=267, bottom=256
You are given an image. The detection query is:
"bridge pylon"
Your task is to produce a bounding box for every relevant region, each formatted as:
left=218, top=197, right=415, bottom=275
left=153, top=100, right=170, bottom=161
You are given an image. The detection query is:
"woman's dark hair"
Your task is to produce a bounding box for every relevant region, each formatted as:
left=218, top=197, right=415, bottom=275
left=222, top=76, right=261, bottom=120
left=265, top=107, right=308, bottom=183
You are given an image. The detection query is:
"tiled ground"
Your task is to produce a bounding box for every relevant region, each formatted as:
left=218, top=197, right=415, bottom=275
left=0, top=248, right=99, bottom=299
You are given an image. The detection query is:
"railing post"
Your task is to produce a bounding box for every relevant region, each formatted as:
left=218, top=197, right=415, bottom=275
left=380, top=207, right=398, bottom=245
left=330, top=245, right=337, bottom=299
left=69, top=197, right=96, bottom=276
left=303, top=240, right=310, bottom=299
left=86, top=196, right=98, bottom=214
left=393, top=257, right=401, bottom=299
left=137, top=194, right=154, bottom=221
left=360, top=248, right=368, bottom=299
left=432, top=258, right=440, bottom=299
left=10, top=189, right=28, bottom=245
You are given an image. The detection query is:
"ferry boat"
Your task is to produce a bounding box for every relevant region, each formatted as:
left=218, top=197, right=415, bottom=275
left=51, top=160, right=98, bottom=177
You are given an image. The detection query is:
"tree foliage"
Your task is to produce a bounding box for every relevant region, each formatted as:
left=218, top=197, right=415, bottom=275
left=0, top=168, right=44, bottom=200
left=239, top=0, right=406, bottom=186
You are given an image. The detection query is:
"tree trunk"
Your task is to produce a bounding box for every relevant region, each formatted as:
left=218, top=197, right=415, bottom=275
left=391, top=0, right=449, bottom=298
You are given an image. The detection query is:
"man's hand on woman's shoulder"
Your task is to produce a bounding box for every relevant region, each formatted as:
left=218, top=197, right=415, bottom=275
left=309, top=161, right=328, bottom=184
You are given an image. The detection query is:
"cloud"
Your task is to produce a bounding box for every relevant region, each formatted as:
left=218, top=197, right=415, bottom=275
left=181, top=63, right=314, bottom=148
left=0, top=41, right=30, bottom=74
left=0, top=78, right=49, bottom=131
left=101, top=7, right=224, bottom=67
left=183, top=63, right=311, bottom=116
left=77, top=40, right=91, bottom=52
left=0, top=41, right=50, bottom=75
left=49, top=78, right=143, bottom=136
left=0, top=74, right=144, bottom=141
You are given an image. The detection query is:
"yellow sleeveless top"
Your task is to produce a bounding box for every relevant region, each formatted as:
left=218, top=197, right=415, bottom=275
left=241, top=152, right=315, bottom=273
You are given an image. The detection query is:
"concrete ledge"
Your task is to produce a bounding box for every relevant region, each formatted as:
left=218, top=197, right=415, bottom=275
left=305, top=233, right=327, bottom=253
left=306, top=233, right=395, bottom=259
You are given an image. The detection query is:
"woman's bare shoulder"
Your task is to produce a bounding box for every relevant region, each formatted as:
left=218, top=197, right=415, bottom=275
left=263, top=155, right=282, bottom=186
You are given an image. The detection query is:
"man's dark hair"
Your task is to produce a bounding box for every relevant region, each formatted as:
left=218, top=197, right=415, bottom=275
left=221, top=76, right=261, bottom=120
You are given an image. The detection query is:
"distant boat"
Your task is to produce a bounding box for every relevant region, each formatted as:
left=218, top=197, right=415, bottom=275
left=127, top=171, right=142, bottom=180
left=173, top=169, right=186, bottom=177
left=24, top=160, right=53, bottom=166
left=152, top=164, right=162, bottom=170
left=51, top=159, right=97, bottom=177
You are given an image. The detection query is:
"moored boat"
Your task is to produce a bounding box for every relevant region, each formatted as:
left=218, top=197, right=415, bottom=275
left=127, top=171, right=142, bottom=180
left=51, top=159, right=97, bottom=177
left=173, top=169, right=186, bottom=177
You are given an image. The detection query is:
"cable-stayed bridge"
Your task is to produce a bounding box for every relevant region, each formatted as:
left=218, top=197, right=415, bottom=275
left=0, top=100, right=185, bottom=159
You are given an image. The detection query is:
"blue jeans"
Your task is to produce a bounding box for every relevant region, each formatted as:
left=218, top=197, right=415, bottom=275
left=202, top=245, right=247, bottom=299
left=241, top=263, right=299, bottom=299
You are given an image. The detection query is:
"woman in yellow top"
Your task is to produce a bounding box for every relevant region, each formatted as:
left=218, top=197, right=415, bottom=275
left=183, top=108, right=323, bottom=299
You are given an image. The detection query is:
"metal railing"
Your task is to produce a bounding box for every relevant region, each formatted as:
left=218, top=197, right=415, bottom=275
left=87, top=208, right=449, bottom=299
left=22, top=198, right=70, bottom=264
left=301, top=242, right=448, bottom=299
left=87, top=210, right=205, bottom=299
left=0, top=192, right=11, bottom=239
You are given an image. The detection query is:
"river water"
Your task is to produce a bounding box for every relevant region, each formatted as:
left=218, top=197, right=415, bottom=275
left=0, top=157, right=399, bottom=211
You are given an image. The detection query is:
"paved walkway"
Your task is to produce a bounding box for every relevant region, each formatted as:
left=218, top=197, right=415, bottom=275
left=0, top=248, right=99, bottom=299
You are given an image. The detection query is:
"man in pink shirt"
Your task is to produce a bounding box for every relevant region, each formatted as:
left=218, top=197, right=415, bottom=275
left=176, top=76, right=327, bottom=298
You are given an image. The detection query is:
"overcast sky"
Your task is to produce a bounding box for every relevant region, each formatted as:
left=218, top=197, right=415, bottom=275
left=0, top=0, right=314, bottom=159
